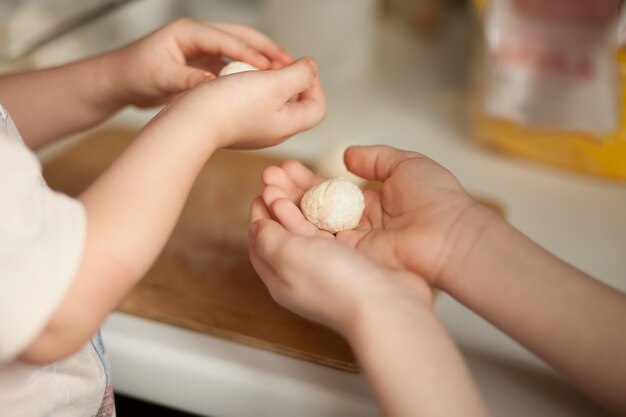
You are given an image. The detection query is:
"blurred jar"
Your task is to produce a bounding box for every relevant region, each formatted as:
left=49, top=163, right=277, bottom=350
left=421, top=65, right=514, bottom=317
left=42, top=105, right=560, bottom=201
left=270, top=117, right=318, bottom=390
left=470, top=0, right=626, bottom=180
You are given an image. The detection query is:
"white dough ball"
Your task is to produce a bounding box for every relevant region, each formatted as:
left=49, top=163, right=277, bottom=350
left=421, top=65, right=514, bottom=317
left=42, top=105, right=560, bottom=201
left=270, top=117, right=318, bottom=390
left=219, top=61, right=259, bottom=76
left=300, top=178, right=365, bottom=234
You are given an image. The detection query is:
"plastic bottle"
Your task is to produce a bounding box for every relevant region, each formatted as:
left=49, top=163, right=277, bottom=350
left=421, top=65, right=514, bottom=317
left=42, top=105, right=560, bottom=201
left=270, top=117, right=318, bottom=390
left=470, top=0, right=626, bottom=180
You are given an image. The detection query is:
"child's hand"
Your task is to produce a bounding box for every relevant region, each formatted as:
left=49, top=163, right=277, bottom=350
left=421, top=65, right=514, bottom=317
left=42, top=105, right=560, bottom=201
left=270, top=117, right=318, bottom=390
left=260, top=145, right=496, bottom=288
left=257, top=147, right=626, bottom=417
left=106, top=19, right=293, bottom=108
left=250, top=196, right=490, bottom=417
left=151, top=56, right=324, bottom=150
left=249, top=197, right=431, bottom=337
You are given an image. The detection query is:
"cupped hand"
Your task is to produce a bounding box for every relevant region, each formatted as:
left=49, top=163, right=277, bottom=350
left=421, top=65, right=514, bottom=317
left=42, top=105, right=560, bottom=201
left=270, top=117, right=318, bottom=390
left=249, top=197, right=431, bottom=337
left=107, top=19, right=293, bottom=108
left=260, top=145, right=495, bottom=287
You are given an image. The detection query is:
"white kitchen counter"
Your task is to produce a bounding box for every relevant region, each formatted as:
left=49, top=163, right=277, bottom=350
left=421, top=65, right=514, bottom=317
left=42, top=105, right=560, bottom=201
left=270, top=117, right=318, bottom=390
left=88, top=14, right=626, bottom=417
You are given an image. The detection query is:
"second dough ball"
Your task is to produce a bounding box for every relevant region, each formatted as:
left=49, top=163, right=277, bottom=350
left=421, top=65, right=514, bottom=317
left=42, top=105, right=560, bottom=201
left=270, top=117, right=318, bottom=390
left=219, top=61, right=259, bottom=76
left=300, top=178, right=365, bottom=234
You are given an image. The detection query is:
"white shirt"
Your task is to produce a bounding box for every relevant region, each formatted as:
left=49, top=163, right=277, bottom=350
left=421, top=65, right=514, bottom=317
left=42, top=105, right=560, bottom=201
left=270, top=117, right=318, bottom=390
left=0, top=103, right=114, bottom=417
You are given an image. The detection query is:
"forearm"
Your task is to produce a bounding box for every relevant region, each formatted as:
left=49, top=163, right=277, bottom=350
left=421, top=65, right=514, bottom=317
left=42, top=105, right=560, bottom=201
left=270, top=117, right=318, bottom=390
left=20, top=107, right=218, bottom=364
left=439, top=208, right=626, bottom=414
left=0, top=51, right=122, bottom=149
left=79, top=107, right=215, bottom=284
left=349, top=302, right=488, bottom=417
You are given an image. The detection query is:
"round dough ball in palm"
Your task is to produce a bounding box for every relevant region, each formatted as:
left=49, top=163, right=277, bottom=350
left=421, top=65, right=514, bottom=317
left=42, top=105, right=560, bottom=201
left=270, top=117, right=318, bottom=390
left=219, top=61, right=259, bottom=76
left=300, top=178, right=365, bottom=234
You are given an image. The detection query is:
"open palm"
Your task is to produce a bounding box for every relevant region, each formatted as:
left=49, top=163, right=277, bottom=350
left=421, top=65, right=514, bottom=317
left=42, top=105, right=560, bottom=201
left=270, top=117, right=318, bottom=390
left=260, top=145, right=480, bottom=285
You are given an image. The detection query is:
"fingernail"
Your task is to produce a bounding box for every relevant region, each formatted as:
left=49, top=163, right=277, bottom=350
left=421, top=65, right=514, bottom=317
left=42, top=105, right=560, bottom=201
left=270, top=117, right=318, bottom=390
left=299, top=56, right=317, bottom=76
left=186, top=72, right=212, bottom=89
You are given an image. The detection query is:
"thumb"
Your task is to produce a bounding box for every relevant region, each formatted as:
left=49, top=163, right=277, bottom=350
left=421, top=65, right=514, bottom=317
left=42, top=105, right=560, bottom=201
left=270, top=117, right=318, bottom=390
left=344, top=145, right=422, bottom=182
left=273, top=56, right=318, bottom=100
left=165, top=65, right=216, bottom=93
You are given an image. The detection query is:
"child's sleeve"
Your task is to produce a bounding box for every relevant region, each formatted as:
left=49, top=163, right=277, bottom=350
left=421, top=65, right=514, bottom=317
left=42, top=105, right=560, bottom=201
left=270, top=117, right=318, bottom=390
left=0, top=136, right=86, bottom=363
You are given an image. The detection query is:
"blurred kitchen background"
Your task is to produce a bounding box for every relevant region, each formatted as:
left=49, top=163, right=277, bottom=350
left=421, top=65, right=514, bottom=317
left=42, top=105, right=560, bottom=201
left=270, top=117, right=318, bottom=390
left=3, top=0, right=625, bottom=178
left=0, top=0, right=474, bottom=162
left=2, top=1, right=625, bottom=416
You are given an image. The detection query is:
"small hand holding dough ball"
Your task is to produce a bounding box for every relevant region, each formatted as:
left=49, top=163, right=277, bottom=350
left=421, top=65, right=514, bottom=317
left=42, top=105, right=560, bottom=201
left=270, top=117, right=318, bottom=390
left=219, top=61, right=259, bottom=76
left=300, top=178, right=365, bottom=234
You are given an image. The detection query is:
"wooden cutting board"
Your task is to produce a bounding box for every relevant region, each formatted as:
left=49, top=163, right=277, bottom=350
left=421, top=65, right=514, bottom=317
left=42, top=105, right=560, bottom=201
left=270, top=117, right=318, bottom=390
left=43, top=128, right=504, bottom=373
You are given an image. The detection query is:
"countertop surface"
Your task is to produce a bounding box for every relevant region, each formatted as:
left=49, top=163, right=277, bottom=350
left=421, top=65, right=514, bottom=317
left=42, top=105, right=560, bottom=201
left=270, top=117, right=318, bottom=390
left=38, top=8, right=626, bottom=417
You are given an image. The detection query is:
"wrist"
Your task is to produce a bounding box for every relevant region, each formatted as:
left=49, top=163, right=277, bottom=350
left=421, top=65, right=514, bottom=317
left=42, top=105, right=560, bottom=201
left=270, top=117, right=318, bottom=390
left=144, top=103, right=221, bottom=158
left=433, top=201, right=502, bottom=293
left=91, top=50, right=130, bottom=112
left=68, top=50, right=128, bottom=120
left=346, top=285, right=433, bottom=357
left=344, top=270, right=433, bottom=348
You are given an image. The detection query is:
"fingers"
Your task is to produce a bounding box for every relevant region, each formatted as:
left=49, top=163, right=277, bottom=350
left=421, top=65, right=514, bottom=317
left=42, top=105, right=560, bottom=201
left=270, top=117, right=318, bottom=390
left=249, top=218, right=291, bottom=264
left=146, top=19, right=301, bottom=104
left=186, top=54, right=227, bottom=77
left=274, top=197, right=334, bottom=239
left=250, top=196, right=272, bottom=224
left=164, top=65, right=216, bottom=93
left=344, top=145, right=422, bottom=182
left=270, top=197, right=319, bottom=236
left=251, top=217, right=332, bottom=275
left=281, top=160, right=325, bottom=191
left=172, top=19, right=272, bottom=69
left=261, top=184, right=328, bottom=237
left=252, top=189, right=332, bottom=240
left=174, top=19, right=292, bottom=69
left=262, top=184, right=290, bottom=208
left=273, top=57, right=319, bottom=100
left=216, top=56, right=323, bottom=140
left=277, top=80, right=325, bottom=136
left=249, top=199, right=290, bottom=285
left=249, top=202, right=324, bottom=285
left=273, top=59, right=325, bottom=135
left=248, top=225, right=284, bottom=297
left=249, top=240, right=274, bottom=277
left=212, top=22, right=293, bottom=66
left=261, top=162, right=325, bottom=204
left=262, top=166, right=304, bottom=201
left=249, top=217, right=313, bottom=309
left=260, top=164, right=332, bottom=238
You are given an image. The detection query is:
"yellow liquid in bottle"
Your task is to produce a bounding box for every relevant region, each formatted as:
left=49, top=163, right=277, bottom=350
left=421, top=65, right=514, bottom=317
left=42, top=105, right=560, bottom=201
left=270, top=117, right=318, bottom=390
left=470, top=0, right=626, bottom=180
